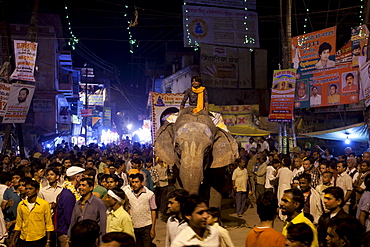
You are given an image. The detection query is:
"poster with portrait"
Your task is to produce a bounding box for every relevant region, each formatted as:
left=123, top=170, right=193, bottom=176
left=360, top=60, right=370, bottom=107
left=295, top=63, right=359, bottom=108
left=268, top=69, right=296, bottom=122
left=2, top=84, right=35, bottom=123
left=291, top=27, right=336, bottom=73
left=351, top=24, right=369, bottom=68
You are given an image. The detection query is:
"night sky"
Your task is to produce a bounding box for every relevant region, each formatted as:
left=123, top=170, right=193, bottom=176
left=4, top=0, right=362, bottom=118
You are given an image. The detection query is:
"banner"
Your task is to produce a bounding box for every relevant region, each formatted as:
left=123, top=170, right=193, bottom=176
left=360, top=60, right=370, bottom=107
left=351, top=24, right=369, bottom=68
left=150, top=92, right=185, bottom=141
left=291, top=27, right=336, bottom=72
left=2, top=84, right=35, bottom=123
left=335, top=41, right=352, bottom=65
left=269, top=69, right=296, bottom=122
left=32, top=99, right=53, bottom=112
left=0, top=82, right=11, bottom=116
left=182, top=5, right=259, bottom=48
left=103, top=107, right=111, bottom=128
left=200, top=44, right=251, bottom=88
left=81, top=109, right=92, bottom=117
left=295, top=63, right=359, bottom=108
left=10, top=40, right=38, bottom=82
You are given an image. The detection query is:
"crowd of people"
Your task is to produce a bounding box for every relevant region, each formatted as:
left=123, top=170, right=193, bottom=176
left=0, top=138, right=370, bottom=247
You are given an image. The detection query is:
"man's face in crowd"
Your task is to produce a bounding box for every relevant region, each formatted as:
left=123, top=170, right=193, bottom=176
left=131, top=178, right=143, bottom=191
left=168, top=197, right=181, bottom=214
left=303, top=160, right=312, bottom=172
left=12, top=175, right=21, bottom=186
left=104, top=194, right=117, bottom=208
left=78, top=180, right=92, bottom=197
left=26, top=184, right=38, bottom=198
left=319, top=164, right=328, bottom=174
left=299, top=178, right=310, bottom=193
left=347, top=159, right=356, bottom=169
left=323, top=193, right=341, bottom=211
left=186, top=202, right=208, bottom=230
left=297, top=83, right=306, bottom=98
left=101, top=178, right=108, bottom=189
left=132, top=153, right=139, bottom=160
left=322, top=173, right=332, bottom=185
left=15, top=156, right=21, bottom=164
left=18, top=89, right=28, bottom=103
left=293, top=158, right=301, bottom=168
left=360, top=162, right=370, bottom=173
left=86, top=161, right=94, bottom=169
left=280, top=192, right=298, bottom=216
left=191, top=80, right=201, bottom=88
left=363, top=153, right=370, bottom=161
left=330, top=86, right=336, bottom=96
left=63, top=159, right=72, bottom=168
left=3, top=157, right=10, bottom=164
left=326, top=226, right=344, bottom=247
left=336, top=163, right=346, bottom=174
left=107, top=177, right=117, bottom=190
left=46, top=170, right=59, bottom=184
left=18, top=181, right=26, bottom=194
left=312, top=151, right=319, bottom=159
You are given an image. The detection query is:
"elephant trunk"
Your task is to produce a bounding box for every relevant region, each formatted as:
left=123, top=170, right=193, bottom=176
left=179, top=140, right=205, bottom=194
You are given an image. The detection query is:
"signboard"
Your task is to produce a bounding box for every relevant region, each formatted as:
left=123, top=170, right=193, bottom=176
left=351, top=24, right=369, bottom=68
left=183, top=5, right=259, bottom=48
left=0, top=82, right=11, bottom=116
left=150, top=92, right=185, bottom=141
left=10, top=40, right=38, bottom=82
left=360, top=60, right=370, bottom=107
left=291, top=27, right=336, bottom=72
left=220, top=105, right=254, bottom=114
left=81, top=109, right=93, bottom=117
left=200, top=44, right=251, bottom=88
left=184, top=0, right=256, bottom=9
left=103, top=107, right=111, bottom=128
left=32, top=99, right=53, bottom=112
left=268, top=69, right=296, bottom=122
left=335, top=41, right=352, bottom=65
left=2, top=84, right=35, bottom=123
left=295, top=63, right=359, bottom=108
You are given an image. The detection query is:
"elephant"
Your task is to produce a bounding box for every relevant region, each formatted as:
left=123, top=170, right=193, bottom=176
left=154, top=107, right=239, bottom=207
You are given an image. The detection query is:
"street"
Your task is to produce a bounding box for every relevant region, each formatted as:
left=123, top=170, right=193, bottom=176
left=153, top=198, right=285, bottom=246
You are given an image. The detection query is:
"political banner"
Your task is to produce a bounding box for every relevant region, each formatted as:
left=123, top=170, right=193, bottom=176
left=335, top=41, right=352, bottom=65
left=182, top=5, right=259, bottom=48
left=0, top=82, right=11, bottom=116
left=2, top=84, right=35, bottom=123
left=295, top=63, right=359, bottom=108
left=360, top=60, right=370, bottom=107
left=269, top=69, right=296, bottom=122
left=10, top=40, right=38, bottom=82
left=291, top=27, right=336, bottom=73
left=351, top=24, right=369, bottom=68
left=200, top=44, right=251, bottom=88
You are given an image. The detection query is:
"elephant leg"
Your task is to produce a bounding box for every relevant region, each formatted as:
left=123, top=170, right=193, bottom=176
left=209, top=186, right=222, bottom=208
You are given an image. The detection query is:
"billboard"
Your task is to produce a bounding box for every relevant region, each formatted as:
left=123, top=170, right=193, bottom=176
left=295, top=63, right=359, bottom=108
left=291, top=27, right=336, bottom=72
left=351, top=24, right=369, bottom=68
left=2, top=84, right=35, bottom=123
left=0, top=82, right=11, bottom=116
left=10, top=40, right=38, bottom=82
left=200, top=44, right=251, bottom=88
left=360, top=60, right=370, bottom=107
left=268, top=69, right=296, bottom=122
left=150, top=92, right=186, bottom=141
left=183, top=5, right=259, bottom=48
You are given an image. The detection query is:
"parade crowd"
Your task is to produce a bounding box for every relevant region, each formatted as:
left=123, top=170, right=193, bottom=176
left=0, top=138, right=369, bottom=247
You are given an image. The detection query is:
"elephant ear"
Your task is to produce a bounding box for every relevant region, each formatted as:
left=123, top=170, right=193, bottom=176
left=154, top=123, right=177, bottom=166
left=211, top=128, right=239, bottom=168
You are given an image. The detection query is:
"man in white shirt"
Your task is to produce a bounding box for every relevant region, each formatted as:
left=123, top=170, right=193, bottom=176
left=165, top=189, right=189, bottom=247
left=171, top=194, right=221, bottom=247
left=39, top=167, right=62, bottom=208
left=336, top=161, right=353, bottom=213
left=310, top=86, right=322, bottom=106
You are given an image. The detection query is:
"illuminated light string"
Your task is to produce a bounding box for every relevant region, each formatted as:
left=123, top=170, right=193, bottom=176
left=125, top=5, right=139, bottom=53
left=183, top=1, right=255, bottom=50
left=303, top=7, right=309, bottom=34
left=64, top=4, right=79, bottom=50
left=360, top=0, right=364, bottom=25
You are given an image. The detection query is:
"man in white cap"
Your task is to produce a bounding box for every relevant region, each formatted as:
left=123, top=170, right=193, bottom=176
left=54, top=166, right=84, bottom=247
left=104, top=188, right=135, bottom=238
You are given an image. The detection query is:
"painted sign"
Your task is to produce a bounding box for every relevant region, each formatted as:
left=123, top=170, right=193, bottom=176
left=10, top=40, right=38, bottom=82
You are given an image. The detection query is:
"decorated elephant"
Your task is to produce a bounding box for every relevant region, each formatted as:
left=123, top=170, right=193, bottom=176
left=154, top=107, right=239, bottom=207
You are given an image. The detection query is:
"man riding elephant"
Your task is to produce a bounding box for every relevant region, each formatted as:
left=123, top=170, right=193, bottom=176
left=180, top=76, right=209, bottom=113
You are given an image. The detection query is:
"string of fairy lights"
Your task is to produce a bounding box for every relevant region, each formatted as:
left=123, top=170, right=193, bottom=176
left=64, top=3, right=79, bottom=50
left=359, top=0, right=364, bottom=25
